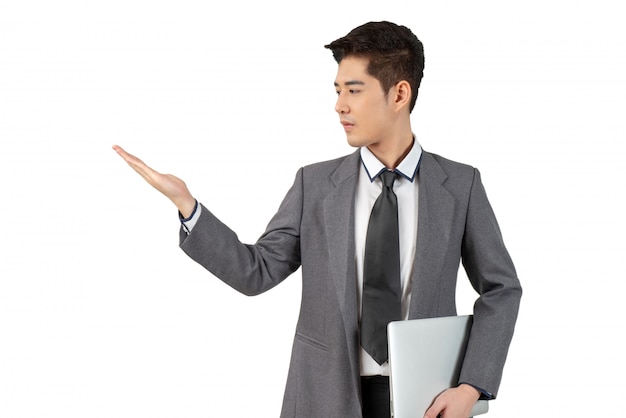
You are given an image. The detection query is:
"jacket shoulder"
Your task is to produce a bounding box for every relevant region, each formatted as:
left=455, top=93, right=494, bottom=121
left=299, top=150, right=360, bottom=184
left=424, top=151, right=476, bottom=177
left=302, top=152, right=356, bottom=173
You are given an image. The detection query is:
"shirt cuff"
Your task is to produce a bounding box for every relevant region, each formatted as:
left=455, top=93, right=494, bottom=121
left=179, top=200, right=200, bottom=234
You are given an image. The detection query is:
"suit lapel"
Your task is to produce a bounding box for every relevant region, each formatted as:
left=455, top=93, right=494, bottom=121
left=323, top=150, right=361, bottom=381
left=409, top=152, right=456, bottom=318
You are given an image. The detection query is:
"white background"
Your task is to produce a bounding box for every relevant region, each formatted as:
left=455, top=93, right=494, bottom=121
left=1, top=0, right=625, bottom=416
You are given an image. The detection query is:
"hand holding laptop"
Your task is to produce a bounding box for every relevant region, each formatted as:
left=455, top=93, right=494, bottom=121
left=423, top=384, right=481, bottom=418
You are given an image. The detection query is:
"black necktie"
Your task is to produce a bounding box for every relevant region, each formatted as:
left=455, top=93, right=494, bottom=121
left=361, top=170, right=402, bottom=365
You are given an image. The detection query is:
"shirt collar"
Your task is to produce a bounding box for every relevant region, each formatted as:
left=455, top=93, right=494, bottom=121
left=360, top=138, right=423, bottom=183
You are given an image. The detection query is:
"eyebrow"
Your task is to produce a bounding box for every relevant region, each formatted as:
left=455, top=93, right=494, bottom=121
left=334, top=80, right=365, bottom=87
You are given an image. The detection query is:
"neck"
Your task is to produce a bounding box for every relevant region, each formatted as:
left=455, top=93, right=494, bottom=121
left=367, top=128, right=414, bottom=170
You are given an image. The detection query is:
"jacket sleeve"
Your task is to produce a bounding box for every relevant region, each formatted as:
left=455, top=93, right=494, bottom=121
left=458, top=168, right=522, bottom=398
left=179, top=168, right=304, bottom=296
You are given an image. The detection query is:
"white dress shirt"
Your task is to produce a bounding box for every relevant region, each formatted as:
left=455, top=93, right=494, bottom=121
left=356, top=140, right=422, bottom=376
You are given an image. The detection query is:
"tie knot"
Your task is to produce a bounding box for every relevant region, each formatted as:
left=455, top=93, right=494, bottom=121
left=380, top=170, right=397, bottom=189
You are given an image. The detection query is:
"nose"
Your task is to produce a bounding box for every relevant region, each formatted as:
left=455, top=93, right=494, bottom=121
left=335, top=92, right=348, bottom=114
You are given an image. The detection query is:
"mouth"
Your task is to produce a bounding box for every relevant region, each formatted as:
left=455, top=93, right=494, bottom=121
left=340, top=120, right=354, bottom=132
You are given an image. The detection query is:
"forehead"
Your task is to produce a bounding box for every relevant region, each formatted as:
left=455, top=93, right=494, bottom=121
left=334, top=56, right=377, bottom=85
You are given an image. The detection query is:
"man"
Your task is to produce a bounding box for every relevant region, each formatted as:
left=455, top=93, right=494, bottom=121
left=113, top=21, right=521, bottom=418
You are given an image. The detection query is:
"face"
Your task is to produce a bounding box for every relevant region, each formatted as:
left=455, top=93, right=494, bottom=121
left=334, top=56, right=396, bottom=149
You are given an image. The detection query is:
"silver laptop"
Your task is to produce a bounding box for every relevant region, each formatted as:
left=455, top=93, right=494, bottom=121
left=387, top=315, right=489, bottom=417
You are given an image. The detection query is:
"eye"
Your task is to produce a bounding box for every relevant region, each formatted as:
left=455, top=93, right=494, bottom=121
left=349, top=89, right=360, bottom=94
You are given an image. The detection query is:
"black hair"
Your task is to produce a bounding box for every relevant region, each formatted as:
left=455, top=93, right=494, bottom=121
left=325, top=21, right=425, bottom=112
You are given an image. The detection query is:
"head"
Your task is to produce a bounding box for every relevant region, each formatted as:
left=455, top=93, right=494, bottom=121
left=325, top=21, right=425, bottom=113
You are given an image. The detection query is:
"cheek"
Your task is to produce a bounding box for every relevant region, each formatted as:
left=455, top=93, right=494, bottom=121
left=367, top=104, right=389, bottom=126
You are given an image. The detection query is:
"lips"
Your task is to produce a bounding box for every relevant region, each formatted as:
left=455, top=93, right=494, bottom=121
left=340, top=120, right=355, bottom=131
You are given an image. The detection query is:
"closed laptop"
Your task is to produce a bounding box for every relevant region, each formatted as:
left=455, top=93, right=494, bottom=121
left=387, top=315, right=489, bottom=417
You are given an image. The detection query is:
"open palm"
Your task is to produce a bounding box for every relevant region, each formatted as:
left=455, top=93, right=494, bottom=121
left=112, top=145, right=196, bottom=218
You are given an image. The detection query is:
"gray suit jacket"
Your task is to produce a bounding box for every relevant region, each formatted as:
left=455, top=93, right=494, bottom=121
left=180, top=149, right=522, bottom=417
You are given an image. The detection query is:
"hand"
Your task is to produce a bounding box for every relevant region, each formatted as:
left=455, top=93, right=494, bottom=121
left=423, top=384, right=480, bottom=418
left=112, top=145, right=197, bottom=218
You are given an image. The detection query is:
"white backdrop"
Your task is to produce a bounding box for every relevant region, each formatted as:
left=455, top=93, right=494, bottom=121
left=1, top=0, right=625, bottom=416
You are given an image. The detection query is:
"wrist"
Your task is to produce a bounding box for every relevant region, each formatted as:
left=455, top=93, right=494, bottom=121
left=457, top=383, right=481, bottom=401
left=175, top=196, right=197, bottom=219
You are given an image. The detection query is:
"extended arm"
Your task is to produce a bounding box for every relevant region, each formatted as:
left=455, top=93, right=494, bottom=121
left=113, top=145, right=302, bottom=296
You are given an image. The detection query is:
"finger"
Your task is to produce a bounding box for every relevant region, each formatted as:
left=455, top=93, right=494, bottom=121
left=112, top=144, right=130, bottom=159
left=112, top=145, right=158, bottom=179
left=423, top=399, right=445, bottom=418
left=112, top=145, right=145, bottom=166
left=423, top=410, right=442, bottom=418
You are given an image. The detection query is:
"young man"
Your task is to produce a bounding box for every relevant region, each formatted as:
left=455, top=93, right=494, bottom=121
left=113, top=21, right=521, bottom=418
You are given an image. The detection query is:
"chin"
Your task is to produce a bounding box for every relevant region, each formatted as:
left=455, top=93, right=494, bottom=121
left=346, top=135, right=368, bottom=148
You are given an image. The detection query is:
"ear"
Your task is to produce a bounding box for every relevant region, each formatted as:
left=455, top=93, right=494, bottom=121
left=391, top=80, right=412, bottom=112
